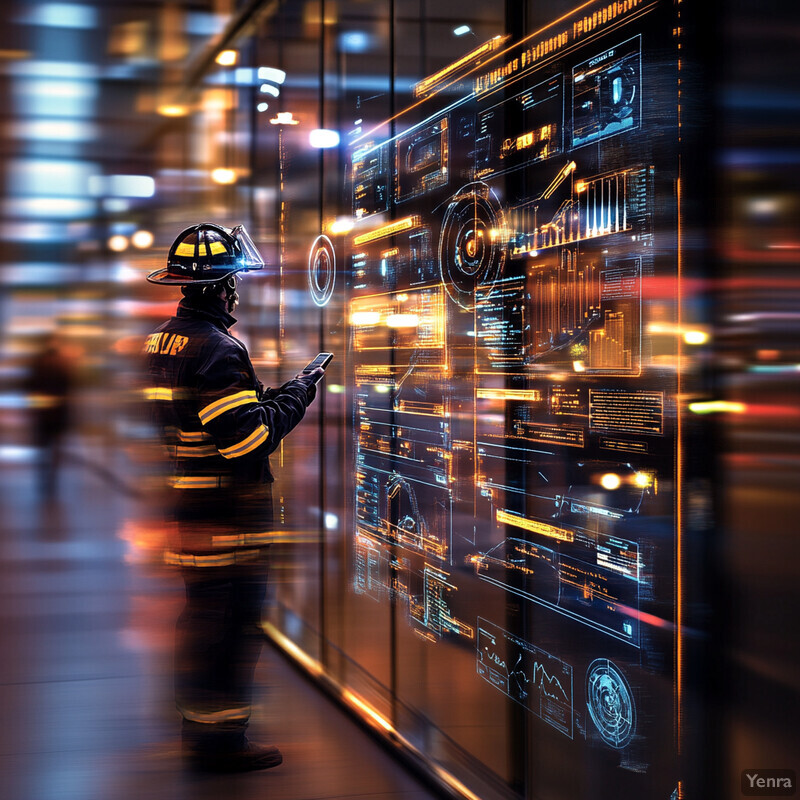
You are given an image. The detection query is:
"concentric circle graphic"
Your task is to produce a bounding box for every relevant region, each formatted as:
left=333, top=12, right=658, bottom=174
left=438, top=183, right=506, bottom=310
left=308, top=234, right=336, bottom=307
left=585, top=658, right=636, bottom=749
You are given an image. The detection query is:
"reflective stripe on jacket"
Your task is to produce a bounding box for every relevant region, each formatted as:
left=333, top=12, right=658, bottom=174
left=145, top=294, right=311, bottom=560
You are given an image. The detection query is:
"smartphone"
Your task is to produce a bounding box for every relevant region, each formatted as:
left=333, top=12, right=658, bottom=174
left=301, top=352, right=334, bottom=382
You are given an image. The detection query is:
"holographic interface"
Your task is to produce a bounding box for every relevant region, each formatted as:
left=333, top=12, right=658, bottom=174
left=311, top=0, right=683, bottom=793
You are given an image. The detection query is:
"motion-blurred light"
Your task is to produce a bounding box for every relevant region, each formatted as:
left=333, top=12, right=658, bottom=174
left=688, top=401, right=747, bottom=415
left=157, top=104, right=188, bottom=117
left=108, top=234, right=129, bottom=252
left=16, top=3, right=97, bottom=29
left=600, top=473, right=622, bottom=490
left=257, top=67, right=286, bottom=84
left=350, top=311, right=381, bottom=326
left=270, top=112, right=298, bottom=125
left=683, top=330, right=709, bottom=345
left=215, top=49, right=238, bottom=66
left=257, top=102, right=269, bottom=112
left=131, top=230, right=154, bottom=249
left=11, top=119, right=97, bottom=143
left=339, top=31, right=370, bottom=52
left=89, top=174, right=155, bottom=198
left=211, top=168, right=237, bottom=185
left=260, top=83, right=280, bottom=97
left=453, top=25, right=472, bottom=36
left=309, top=129, right=340, bottom=148
left=386, top=314, right=419, bottom=328
left=329, top=217, right=354, bottom=234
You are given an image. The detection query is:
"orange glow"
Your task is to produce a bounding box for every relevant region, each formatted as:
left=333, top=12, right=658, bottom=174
left=352, top=216, right=417, bottom=246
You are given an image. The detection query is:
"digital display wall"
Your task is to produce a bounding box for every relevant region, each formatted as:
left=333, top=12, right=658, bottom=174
left=280, top=1, right=691, bottom=797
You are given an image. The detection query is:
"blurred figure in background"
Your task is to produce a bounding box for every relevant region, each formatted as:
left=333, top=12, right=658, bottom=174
left=25, top=330, right=75, bottom=500
left=144, top=223, right=321, bottom=773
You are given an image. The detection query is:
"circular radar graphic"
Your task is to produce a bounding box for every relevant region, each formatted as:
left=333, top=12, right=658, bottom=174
left=438, top=183, right=506, bottom=310
left=585, top=658, right=636, bottom=749
left=308, top=234, right=336, bottom=307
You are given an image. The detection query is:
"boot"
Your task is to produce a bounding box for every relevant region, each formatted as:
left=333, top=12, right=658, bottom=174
left=182, top=720, right=283, bottom=773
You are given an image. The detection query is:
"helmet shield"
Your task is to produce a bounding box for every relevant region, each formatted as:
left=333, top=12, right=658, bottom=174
left=231, top=225, right=265, bottom=271
left=147, top=222, right=266, bottom=285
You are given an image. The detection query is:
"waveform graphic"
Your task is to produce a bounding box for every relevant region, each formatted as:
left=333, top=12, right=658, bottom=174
left=533, top=660, right=570, bottom=701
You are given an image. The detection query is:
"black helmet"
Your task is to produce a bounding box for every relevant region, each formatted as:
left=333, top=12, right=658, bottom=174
left=146, top=222, right=265, bottom=285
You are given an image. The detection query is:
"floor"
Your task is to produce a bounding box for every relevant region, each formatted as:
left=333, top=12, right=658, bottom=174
left=0, top=439, right=441, bottom=800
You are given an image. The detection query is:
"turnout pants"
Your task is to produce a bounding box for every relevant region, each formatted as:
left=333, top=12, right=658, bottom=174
left=175, top=560, right=268, bottom=752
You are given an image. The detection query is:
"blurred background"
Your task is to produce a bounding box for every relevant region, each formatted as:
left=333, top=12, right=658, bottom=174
left=0, top=1, right=797, bottom=800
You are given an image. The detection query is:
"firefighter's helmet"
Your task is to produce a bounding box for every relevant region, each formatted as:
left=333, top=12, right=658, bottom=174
left=147, top=222, right=265, bottom=285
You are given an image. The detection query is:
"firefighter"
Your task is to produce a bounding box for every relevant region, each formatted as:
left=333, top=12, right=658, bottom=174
left=144, top=222, right=321, bottom=772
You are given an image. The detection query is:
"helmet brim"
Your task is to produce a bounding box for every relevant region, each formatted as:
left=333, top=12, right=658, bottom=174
left=146, top=264, right=261, bottom=285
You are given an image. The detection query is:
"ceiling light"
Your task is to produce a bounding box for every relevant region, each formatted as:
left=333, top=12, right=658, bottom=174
left=309, top=128, right=340, bottom=148
left=157, top=104, right=188, bottom=117
left=211, top=168, right=237, bottom=185
left=270, top=112, right=299, bottom=125
left=108, top=235, right=129, bottom=252
left=131, top=229, right=154, bottom=249
left=215, top=49, right=238, bottom=66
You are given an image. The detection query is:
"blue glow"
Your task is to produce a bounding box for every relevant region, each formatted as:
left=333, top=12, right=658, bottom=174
left=187, top=12, right=226, bottom=36
left=0, top=222, right=68, bottom=243
left=11, top=197, right=95, bottom=218
left=10, top=119, right=97, bottom=142
left=88, top=175, right=155, bottom=198
left=13, top=79, right=97, bottom=118
left=339, top=31, right=370, bottom=53
left=453, top=25, right=472, bottom=36
left=4, top=61, right=98, bottom=79
left=102, top=199, right=129, bottom=213
left=257, top=67, right=286, bottom=84
left=9, top=158, right=96, bottom=197
left=0, top=263, right=81, bottom=285
left=15, top=3, right=97, bottom=29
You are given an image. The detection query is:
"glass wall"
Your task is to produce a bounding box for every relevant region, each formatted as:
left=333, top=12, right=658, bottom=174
left=151, top=1, right=714, bottom=797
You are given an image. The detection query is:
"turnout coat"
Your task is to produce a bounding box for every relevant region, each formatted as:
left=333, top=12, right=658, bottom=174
left=144, top=294, right=314, bottom=566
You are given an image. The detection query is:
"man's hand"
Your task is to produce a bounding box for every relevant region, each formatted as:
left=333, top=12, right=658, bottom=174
left=293, top=367, right=324, bottom=404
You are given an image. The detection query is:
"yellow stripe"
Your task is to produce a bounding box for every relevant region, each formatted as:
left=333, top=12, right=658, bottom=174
left=177, top=430, right=211, bottom=442
left=174, top=444, right=219, bottom=458
left=164, top=548, right=262, bottom=567
left=177, top=704, right=251, bottom=723
left=209, top=241, right=228, bottom=255
left=174, top=242, right=195, bottom=256
left=218, top=424, right=269, bottom=459
left=198, top=390, right=258, bottom=424
left=169, top=476, right=227, bottom=489
left=144, top=387, right=173, bottom=401
left=211, top=531, right=278, bottom=547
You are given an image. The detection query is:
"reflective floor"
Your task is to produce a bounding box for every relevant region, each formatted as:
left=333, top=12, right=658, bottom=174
left=0, top=438, right=439, bottom=800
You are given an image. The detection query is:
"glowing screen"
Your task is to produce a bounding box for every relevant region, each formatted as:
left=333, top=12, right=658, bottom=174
left=303, top=0, right=686, bottom=795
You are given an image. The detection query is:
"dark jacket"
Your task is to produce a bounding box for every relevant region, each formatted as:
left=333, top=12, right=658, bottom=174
left=145, top=293, right=315, bottom=565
